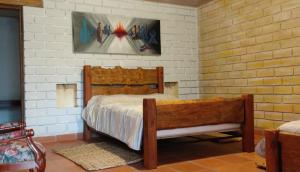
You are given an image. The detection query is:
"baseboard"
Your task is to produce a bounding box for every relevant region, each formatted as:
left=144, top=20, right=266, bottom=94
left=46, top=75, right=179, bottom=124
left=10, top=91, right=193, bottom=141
left=34, top=133, right=83, bottom=143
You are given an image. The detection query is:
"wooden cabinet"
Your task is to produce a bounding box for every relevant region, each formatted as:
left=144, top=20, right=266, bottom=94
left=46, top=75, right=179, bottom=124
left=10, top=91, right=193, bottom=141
left=0, top=0, right=42, bottom=7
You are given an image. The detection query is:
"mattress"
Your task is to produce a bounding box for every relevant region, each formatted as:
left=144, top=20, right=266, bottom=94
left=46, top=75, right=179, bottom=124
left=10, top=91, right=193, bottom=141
left=82, top=94, right=241, bottom=150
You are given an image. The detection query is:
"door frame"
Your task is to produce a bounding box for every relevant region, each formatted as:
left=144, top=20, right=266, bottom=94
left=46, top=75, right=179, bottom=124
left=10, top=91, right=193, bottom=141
left=0, top=4, right=24, bottom=123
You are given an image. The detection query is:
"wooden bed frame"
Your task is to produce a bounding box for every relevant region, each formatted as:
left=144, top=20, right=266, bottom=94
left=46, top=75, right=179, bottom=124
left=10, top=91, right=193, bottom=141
left=82, top=65, right=254, bottom=169
left=265, top=130, right=300, bottom=172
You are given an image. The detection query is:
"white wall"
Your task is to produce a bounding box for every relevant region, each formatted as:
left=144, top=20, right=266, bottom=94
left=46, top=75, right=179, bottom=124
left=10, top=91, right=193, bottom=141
left=23, top=0, right=199, bottom=136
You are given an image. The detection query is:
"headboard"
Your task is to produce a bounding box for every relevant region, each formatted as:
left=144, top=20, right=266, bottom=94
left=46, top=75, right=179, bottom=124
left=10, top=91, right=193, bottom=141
left=83, top=65, right=164, bottom=106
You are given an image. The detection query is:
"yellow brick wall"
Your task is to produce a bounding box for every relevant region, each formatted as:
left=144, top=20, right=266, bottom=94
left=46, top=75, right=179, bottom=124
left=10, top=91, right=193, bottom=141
left=198, top=0, right=300, bottom=129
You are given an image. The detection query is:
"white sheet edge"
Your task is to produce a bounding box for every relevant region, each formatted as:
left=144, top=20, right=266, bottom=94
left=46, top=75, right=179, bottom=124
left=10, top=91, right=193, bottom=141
left=157, top=123, right=241, bottom=139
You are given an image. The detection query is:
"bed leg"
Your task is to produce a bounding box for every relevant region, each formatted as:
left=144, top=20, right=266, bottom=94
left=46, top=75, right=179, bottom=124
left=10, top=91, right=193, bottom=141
left=242, top=94, right=254, bottom=152
left=83, top=122, right=92, bottom=141
left=265, top=129, right=280, bottom=172
left=143, top=99, right=157, bottom=169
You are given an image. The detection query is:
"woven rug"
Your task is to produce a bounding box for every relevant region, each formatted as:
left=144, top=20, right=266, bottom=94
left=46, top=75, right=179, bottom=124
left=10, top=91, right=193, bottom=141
left=53, top=142, right=143, bottom=171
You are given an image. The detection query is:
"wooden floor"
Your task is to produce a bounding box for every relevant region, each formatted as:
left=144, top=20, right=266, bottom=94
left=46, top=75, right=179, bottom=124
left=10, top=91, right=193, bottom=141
left=18, top=135, right=265, bottom=172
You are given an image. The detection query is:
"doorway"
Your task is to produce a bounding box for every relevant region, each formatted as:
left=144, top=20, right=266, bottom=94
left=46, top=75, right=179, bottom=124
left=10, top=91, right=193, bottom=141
left=0, top=5, right=24, bottom=124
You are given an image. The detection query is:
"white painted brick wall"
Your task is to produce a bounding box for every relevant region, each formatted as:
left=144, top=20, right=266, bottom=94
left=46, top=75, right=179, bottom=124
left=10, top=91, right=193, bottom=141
left=23, top=0, right=200, bottom=136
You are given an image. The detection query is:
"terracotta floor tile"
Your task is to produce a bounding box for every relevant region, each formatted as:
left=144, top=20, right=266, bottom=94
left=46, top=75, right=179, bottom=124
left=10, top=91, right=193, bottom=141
left=46, top=151, right=63, bottom=161
left=216, top=162, right=265, bottom=172
left=191, top=158, right=231, bottom=169
left=237, top=152, right=257, bottom=160
left=45, top=161, right=84, bottom=172
left=168, top=161, right=211, bottom=172
left=215, top=154, right=252, bottom=164
left=100, top=165, right=136, bottom=172
left=215, top=165, right=243, bottom=172
left=139, top=166, right=176, bottom=172
left=14, top=135, right=266, bottom=172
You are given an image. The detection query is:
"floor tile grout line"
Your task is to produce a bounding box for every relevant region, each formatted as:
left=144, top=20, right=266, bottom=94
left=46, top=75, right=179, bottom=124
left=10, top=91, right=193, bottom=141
left=187, top=160, right=219, bottom=172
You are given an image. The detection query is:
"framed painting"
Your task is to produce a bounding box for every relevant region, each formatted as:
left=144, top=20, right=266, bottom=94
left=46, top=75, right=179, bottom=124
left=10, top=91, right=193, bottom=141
left=72, top=12, right=161, bottom=55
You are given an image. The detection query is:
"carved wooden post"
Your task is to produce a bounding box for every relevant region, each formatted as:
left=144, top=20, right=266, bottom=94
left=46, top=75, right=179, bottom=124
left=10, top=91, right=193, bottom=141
left=84, top=65, right=92, bottom=107
left=83, top=65, right=92, bottom=141
left=242, top=94, right=254, bottom=152
left=265, top=129, right=280, bottom=172
left=157, top=67, right=164, bottom=93
left=143, top=98, right=157, bottom=169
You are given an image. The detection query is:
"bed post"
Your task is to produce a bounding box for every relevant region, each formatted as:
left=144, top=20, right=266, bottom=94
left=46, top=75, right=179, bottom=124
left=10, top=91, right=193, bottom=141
left=143, top=99, right=157, bottom=169
left=265, top=129, right=280, bottom=172
left=157, top=67, right=164, bottom=93
left=83, top=65, right=92, bottom=141
left=242, top=94, right=254, bottom=152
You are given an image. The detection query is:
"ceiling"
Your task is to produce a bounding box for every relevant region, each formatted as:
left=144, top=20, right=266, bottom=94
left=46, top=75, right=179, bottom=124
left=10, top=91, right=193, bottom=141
left=145, top=0, right=211, bottom=7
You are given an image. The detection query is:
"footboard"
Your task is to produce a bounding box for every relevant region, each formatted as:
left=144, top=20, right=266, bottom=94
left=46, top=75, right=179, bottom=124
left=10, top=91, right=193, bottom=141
left=143, top=94, right=254, bottom=169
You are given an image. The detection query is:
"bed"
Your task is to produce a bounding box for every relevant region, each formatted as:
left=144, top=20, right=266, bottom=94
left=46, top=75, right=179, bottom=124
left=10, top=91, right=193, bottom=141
left=82, top=65, right=254, bottom=169
left=265, top=121, right=300, bottom=172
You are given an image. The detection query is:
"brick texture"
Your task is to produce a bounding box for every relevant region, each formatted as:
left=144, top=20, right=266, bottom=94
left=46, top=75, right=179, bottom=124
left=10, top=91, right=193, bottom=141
left=24, top=0, right=199, bottom=136
left=198, top=0, right=300, bottom=129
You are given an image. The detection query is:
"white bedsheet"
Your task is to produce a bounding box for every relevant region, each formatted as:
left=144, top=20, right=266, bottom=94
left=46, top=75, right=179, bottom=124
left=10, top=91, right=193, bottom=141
left=82, top=94, right=242, bottom=151
left=82, top=94, right=176, bottom=150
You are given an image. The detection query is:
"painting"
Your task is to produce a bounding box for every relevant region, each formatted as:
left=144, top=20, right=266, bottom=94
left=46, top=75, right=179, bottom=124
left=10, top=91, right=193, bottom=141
left=72, top=12, right=161, bottom=55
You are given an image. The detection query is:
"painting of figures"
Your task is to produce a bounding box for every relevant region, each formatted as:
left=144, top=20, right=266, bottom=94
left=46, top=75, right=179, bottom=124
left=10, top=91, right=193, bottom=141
left=72, top=12, right=161, bottom=55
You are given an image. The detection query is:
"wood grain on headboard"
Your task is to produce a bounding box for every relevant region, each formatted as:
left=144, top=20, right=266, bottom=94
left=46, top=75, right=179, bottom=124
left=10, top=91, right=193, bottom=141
left=83, top=65, right=164, bottom=106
